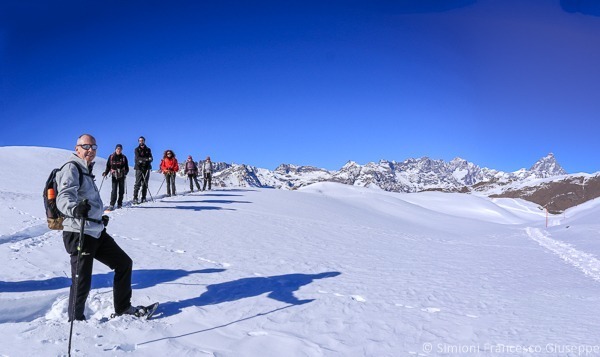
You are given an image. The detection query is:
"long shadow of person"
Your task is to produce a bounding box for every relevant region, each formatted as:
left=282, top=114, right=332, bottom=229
left=0, top=268, right=225, bottom=293
left=159, top=271, right=341, bottom=317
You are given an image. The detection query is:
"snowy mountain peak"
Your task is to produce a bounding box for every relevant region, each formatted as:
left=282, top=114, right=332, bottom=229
left=529, top=153, right=567, bottom=177
left=450, top=157, right=468, bottom=165
left=341, top=160, right=360, bottom=169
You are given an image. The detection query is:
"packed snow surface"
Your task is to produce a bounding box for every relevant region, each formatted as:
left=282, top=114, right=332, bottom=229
left=1, top=146, right=600, bottom=356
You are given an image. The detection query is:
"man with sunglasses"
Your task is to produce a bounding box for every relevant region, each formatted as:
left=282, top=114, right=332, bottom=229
left=133, top=136, right=153, bottom=204
left=56, top=134, right=140, bottom=321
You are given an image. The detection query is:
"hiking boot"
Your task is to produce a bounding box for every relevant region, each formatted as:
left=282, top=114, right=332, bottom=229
left=121, top=305, right=146, bottom=317
left=112, top=305, right=145, bottom=318
left=68, top=315, right=86, bottom=322
left=133, top=198, right=139, bottom=205
left=117, top=205, right=122, bottom=209
left=108, top=205, right=114, bottom=211
left=121, top=305, right=139, bottom=315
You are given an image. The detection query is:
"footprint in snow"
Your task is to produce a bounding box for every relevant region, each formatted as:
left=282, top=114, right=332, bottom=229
left=351, top=295, right=366, bottom=302
left=248, top=331, right=269, bottom=336
left=197, top=257, right=231, bottom=268
left=421, top=307, right=441, bottom=313
left=106, top=344, right=136, bottom=352
left=316, top=291, right=365, bottom=302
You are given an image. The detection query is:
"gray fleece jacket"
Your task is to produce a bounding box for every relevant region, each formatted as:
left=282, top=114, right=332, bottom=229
left=56, top=154, right=105, bottom=238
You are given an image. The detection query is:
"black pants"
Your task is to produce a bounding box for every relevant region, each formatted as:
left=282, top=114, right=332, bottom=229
left=165, top=174, right=176, bottom=195
left=63, top=230, right=133, bottom=321
left=188, top=174, right=201, bottom=191
left=110, top=177, right=125, bottom=207
left=203, top=172, right=212, bottom=190
left=133, top=169, right=150, bottom=200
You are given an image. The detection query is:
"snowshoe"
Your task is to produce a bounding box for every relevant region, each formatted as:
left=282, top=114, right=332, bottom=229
left=109, top=302, right=159, bottom=320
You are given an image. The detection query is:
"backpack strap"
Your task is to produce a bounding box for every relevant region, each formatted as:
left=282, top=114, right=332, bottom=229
left=60, top=161, right=85, bottom=186
left=60, top=161, right=102, bottom=225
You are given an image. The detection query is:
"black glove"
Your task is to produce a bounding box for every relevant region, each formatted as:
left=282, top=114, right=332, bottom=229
left=73, top=200, right=91, bottom=219
left=102, top=215, right=109, bottom=227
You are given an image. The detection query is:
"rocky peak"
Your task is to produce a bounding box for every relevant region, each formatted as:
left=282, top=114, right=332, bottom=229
left=529, top=153, right=567, bottom=178
left=275, top=164, right=300, bottom=174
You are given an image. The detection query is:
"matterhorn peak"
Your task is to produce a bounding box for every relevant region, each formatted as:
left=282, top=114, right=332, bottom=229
left=529, top=153, right=567, bottom=177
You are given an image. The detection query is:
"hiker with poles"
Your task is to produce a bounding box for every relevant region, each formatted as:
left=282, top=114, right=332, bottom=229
left=133, top=136, right=153, bottom=204
left=102, top=144, right=129, bottom=210
left=184, top=155, right=202, bottom=192
left=202, top=156, right=213, bottom=191
left=159, top=149, right=179, bottom=196
left=55, top=134, right=146, bottom=327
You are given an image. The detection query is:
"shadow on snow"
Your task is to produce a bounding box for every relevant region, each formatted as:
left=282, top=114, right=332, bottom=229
left=0, top=268, right=225, bottom=293
left=166, top=200, right=252, bottom=204
left=136, top=206, right=236, bottom=212
left=198, top=193, right=244, bottom=197
left=158, top=271, right=342, bottom=318
left=138, top=271, right=342, bottom=346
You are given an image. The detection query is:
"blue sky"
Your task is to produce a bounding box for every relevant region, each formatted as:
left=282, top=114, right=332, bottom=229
left=1, top=0, right=599, bottom=173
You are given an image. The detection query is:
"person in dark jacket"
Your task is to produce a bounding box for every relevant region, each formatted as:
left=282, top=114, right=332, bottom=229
left=102, top=144, right=129, bottom=210
left=133, top=136, right=153, bottom=204
left=184, top=155, right=202, bottom=192
left=56, top=134, right=141, bottom=321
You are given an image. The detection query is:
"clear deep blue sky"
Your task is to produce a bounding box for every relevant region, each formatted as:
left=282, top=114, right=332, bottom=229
left=1, top=0, right=599, bottom=172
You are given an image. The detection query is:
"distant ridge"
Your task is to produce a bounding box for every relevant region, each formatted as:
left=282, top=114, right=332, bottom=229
left=202, top=153, right=569, bottom=192
left=187, top=153, right=597, bottom=213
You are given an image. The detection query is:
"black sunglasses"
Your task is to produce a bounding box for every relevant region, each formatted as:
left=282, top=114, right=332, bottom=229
left=78, top=144, right=98, bottom=150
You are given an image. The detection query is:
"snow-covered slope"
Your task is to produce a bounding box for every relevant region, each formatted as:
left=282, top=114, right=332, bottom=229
left=1, top=146, right=600, bottom=356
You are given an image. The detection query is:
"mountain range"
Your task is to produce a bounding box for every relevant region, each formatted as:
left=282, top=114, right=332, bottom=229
left=189, top=153, right=599, bottom=213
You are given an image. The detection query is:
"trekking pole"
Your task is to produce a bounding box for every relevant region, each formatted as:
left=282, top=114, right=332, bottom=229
left=142, top=170, right=155, bottom=202
left=98, top=175, right=107, bottom=192
left=68, top=200, right=88, bottom=357
left=156, top=175, right=166, bottom=196
left=125, top=177, right=128, bottom=203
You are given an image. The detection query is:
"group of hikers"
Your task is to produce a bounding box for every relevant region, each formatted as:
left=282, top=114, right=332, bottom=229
left=102, top=136, right=214, bottom=210
left=55, top=133, right=214, bottom=323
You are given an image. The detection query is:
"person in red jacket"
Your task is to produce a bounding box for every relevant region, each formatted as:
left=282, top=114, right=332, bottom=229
left=159, top=150, right=179, bottom=196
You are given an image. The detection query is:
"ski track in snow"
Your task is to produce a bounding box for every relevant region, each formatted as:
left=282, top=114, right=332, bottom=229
left=526, top=227, right=600, bottom=282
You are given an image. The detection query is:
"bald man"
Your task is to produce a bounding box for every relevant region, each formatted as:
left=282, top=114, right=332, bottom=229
left=56, top=134, right=140, bottom=321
